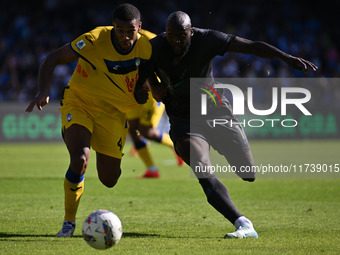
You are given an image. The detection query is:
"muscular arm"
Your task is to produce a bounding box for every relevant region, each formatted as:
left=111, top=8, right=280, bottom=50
left=228, top=36, right=318, bottom=72
left=26, top=44, right=78, bottom=112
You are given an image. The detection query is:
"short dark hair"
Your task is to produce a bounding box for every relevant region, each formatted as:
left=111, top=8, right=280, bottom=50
left=112, top=3, right=141, bottom=22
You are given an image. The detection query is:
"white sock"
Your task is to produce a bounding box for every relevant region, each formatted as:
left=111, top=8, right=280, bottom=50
left=148, top=166, right=158, bottom=172
left=234, top=216, right=253, bottom=228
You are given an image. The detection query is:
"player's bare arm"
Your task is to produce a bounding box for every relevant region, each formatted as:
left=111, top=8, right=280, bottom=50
left=228, top=36, right=318, bottom=72
left=25, top=44, right=78, bottom=112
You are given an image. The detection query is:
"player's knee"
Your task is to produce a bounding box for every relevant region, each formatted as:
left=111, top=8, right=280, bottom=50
left=241, top=169, right=256, bottom=182
left=139, top=126, right=157, bottom=140
left=100, top=176, right=119, bottom=188
left=101, top=178, right=118, bottom=188
left=199, top=153, right=211, bottom=166
left=243, top=177, right=256, bottom=182
left=99, top=169, right=121, bottom=188
left=236, top=168, right=256, bottom=182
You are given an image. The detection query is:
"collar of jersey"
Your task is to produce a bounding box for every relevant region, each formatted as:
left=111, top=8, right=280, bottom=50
left=111, top=29, right=137, bottom=55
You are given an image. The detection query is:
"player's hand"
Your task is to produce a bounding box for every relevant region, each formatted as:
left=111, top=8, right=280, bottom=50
left=134, top=86, right=149, bottom=104
left=286, top=55, right=318, bottom=72
left=25, top=92, right=50, bottom=112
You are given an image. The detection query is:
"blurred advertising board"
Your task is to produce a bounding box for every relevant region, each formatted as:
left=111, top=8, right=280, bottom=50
left=0, top=102, right=62, bottom=142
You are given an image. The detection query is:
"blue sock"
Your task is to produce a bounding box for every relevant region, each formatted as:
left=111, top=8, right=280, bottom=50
left=134, top=139, right=148, bottom=149
left=156, top=133, right=163, bottom=143
left=65, top=168, right=84, bottom=184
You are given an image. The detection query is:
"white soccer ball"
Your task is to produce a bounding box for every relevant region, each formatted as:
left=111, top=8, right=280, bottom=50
left=82, top=209, right=123, bottom=250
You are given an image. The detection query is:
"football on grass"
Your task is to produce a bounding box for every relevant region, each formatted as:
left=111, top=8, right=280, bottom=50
left=82, top=209, right=123, bottom=249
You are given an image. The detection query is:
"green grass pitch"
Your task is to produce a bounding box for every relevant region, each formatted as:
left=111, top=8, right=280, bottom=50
left=0, top=139, right=339, bottom=254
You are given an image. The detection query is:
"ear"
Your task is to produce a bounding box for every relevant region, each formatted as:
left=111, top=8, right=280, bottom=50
left=138, top=21, right=142, bottom=32
left=190, top=28, right=194, bottom=36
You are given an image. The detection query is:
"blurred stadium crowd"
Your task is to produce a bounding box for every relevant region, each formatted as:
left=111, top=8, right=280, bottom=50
left=1, top=0, right=339, bottom=110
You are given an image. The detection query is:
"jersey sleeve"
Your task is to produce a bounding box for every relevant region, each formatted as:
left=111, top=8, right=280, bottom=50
left=206, top=29, right=235, bottom=56
left=69, top=28, right=100, bottom=70
left=139, top=29, right=157, bottom=40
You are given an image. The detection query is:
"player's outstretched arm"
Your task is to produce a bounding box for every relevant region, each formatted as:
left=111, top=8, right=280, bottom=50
left=25, top=44, right=78, bottom=112
left=228, top=36, right=318, bottom=72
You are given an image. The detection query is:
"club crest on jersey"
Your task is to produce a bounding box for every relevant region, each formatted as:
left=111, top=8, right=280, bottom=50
left=75, top=40, right=86, bottom=50
left=135, top=58, right=141, bottom=68
left=67, top=113, right=72, bottom=122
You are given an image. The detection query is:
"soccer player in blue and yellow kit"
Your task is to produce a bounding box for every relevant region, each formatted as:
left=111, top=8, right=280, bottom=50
left=26, top=4, right=152, bottom=237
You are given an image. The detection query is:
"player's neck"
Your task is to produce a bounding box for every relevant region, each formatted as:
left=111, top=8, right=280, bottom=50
left=173, top=56, right=183, bottom=66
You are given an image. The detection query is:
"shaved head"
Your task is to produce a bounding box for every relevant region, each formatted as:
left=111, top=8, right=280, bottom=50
left=166, top=11, right=192, bottom=30
left=165, top=11, right=193, bottom=58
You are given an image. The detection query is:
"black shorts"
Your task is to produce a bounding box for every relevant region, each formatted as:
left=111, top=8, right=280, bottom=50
left=169, top=96, right=250, bottom=156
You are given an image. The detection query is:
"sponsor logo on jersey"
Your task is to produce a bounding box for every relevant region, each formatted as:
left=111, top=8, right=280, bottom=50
left=125, top=73, right=138, bottom=92
left=76, top=63, right=88, bottom=77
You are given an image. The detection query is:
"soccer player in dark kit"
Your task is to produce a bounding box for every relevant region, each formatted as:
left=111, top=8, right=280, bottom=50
left=134, top=11, right=317, bottom=238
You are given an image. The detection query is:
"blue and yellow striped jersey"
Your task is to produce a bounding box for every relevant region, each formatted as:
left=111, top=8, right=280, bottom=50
left=68, top=26, right=153, bottom=113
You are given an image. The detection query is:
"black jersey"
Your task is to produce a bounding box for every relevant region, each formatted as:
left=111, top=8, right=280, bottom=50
left=150, top=27, right=235, bottom=119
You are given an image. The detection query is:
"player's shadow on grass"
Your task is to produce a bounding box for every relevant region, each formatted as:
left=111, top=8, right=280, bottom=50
left=0, top=232, right=160, bottom=239
left=123, top=232, right=161, bottom=238
left=124, top=232, right=217, bottom=239
left=0, top=232, right=221, bottom=240
left=0, top=232, right=82, bottom=239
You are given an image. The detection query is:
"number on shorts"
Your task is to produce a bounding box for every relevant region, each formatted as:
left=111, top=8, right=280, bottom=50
left=117, top=137, right=123, bottom=151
